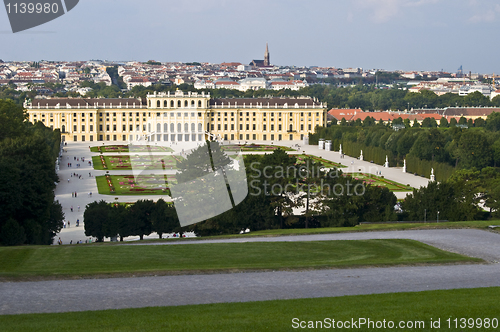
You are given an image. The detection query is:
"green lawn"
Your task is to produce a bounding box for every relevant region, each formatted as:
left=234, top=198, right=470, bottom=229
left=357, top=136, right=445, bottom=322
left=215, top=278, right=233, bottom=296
left=1, top=287, right=499, bottom=331
left=347, top=172, right=414, bottom=191
left=296, top=154, right=347, bottom=168
left=0, top=239, right=478, bottom=280
left=92, top=155, right=182, bottom=170
left=133, top=220, right=496, bottom=243
left=222, top=144, right=295, bottom=152
left=237, top=220, right=497, bottom=237
left=95, top=174, right=175, bottom=196
left=90, top=145, right=174, bottom=153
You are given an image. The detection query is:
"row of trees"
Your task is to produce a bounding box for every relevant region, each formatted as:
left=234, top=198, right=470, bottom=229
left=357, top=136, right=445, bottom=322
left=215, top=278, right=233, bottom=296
left=312, top=112, right=500, bottom=181
left=3, top=79, right=500, bottom=111
left=402, top=167, right=500, bottom=221
left=84, top=199, right=179, bottom=242
left=0, top=100, right=64, bottom=246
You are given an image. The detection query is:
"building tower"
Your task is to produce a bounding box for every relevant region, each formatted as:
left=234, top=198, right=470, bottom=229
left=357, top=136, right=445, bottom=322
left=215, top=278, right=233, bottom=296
left=264, top=43, right=270, bottom=67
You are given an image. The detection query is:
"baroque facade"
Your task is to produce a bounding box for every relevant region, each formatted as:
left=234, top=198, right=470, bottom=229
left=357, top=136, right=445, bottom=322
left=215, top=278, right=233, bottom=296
left=25, top=90, right=327, bottom=143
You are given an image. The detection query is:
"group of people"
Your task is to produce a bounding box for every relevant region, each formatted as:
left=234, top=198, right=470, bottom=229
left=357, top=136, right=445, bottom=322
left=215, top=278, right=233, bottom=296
left=58, top=238, right=93, bottom=245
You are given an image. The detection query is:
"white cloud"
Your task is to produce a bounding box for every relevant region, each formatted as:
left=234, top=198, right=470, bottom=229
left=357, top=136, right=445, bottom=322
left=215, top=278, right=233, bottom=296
left=356, top=0, right=439, bottom=23
left=356, top=0, right=400, bottom=23
left=468, top=4, right=500, bottom=23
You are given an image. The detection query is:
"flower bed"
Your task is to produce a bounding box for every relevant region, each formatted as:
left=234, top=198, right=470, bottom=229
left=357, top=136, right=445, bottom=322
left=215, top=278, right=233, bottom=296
left=96, top=174, right=176, bottom=196
left=92, top=155, right=182, bottom=171
left=296, top=155, right=346, bottom=168
left=90, top=145, right=174, bottom=153
left=221, top=144, right=295, bottom=152
left=346, top=173, right=413, bottom=191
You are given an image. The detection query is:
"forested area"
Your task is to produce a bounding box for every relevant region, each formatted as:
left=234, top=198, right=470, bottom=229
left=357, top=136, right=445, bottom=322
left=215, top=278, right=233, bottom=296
left=0, top=100, right=64, bottom=245
left=4, top=80, right=500, bottom=111
left=311, top=112, right=500, bottom=181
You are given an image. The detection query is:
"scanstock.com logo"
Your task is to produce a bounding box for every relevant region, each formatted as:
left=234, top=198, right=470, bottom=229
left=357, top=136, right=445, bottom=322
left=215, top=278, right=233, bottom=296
left=4, top=0, right=79, bottom=33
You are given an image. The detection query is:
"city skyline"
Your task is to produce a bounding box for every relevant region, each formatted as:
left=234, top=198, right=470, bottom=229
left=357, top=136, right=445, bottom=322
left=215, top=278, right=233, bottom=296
left=1, top=0, right=500, bottom=73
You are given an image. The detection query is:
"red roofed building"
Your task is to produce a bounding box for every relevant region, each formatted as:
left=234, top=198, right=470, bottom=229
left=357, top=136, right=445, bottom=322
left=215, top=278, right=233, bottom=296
left=351, top=112, right=393, bottom=123
left=328, top=108, right=363, bottom=122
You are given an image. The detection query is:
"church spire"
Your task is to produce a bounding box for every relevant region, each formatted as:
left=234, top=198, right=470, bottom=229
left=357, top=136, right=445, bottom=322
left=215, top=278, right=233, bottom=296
left=264, top=43, right=270, bottom=66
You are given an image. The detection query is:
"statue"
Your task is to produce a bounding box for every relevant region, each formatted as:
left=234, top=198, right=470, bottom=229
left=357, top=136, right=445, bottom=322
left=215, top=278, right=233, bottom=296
left=403, top=159, right=407, bottom=173
left=360, top=150, right=363, bottom=161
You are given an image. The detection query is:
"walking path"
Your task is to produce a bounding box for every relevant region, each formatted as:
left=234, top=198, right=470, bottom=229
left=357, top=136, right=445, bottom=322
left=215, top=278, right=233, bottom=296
left=1, top=229, right=499, bottom=315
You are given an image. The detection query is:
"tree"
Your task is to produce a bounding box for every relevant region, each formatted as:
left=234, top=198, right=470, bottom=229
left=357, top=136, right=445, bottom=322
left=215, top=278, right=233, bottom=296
left=0, top=132, right=61, bottom=245
left=152, top=199, right=179, bottom=238
left=403, top=118, right=411, bottom=128
left=449, top=118, right=457, bottom=127
left=408, top=129, right=448, bottom=162
left=463, top=91, right=490, bottom=107
left=362, top=116, right=375, bottom=127
left=128, top=200, right=155, bottom=240
left=412, top=119, right=420, bottom=128
left=259, top=149, right=299, bottom=228
left=106, top=203, right=127, bottom=240
left=392, top=117, right=403, bottom=126
left=439, top=117, right=449, bottom=128
left=402, top=181, right=480, bottom=222
left=458, top=116, right=467, bottom=126
left=486, top=112, right=500, bottom=131
left=0, top=99, right=27, bottom=141
left=457, top=130, right=492, bottom=169
left=421, top=117, right=437, bottom=128
left=396, top=130, right=417, bottom=156
left=0, top=218, right=26, bottom=246
left=474, top=117, right=485, bottom=127
left=84, top=201, right=111, bottom=242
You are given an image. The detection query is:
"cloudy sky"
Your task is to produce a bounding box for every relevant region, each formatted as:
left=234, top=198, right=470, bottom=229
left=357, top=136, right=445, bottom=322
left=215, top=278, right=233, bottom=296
left=1, top=0, right=499, bottom=73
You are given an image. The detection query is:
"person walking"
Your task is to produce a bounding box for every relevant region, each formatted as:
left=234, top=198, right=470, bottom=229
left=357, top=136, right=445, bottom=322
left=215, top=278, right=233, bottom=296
left=70, top=206, right=73, bottom=212
left=77, top=205, right=80, bottom=212
left=68, top=221, right=70, bottom=228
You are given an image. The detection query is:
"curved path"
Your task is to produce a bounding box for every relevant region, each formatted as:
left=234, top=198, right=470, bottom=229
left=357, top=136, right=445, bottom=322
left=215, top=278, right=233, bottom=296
left=1, top=229, right=499, bottom=315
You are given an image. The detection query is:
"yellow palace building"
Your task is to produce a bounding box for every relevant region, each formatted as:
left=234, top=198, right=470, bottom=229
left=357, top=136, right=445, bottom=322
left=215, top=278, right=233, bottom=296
left=25, top=90, right=327, bottom=143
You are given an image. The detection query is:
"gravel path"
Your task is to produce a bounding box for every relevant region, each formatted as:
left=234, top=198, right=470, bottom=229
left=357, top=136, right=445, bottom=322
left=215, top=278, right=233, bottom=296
left=1, top=229, right=499, bottom=315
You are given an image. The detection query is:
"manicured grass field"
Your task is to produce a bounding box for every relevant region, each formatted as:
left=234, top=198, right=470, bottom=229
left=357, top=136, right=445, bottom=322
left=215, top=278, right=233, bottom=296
left=92, top=155, right=182, bottom=170
left=90, top=145, right=174, bottom=153
left=237, top=220, right=497, bottom=237
left=0, top=239, right=478, bottom=280
left=222, top=144, right=295, bottom=152
left=347, top=172, right=414, bottom=191
left=96, top=174, right=175, bottom=195
left=1, top=287, right=499, bottom=331
left=296, top=154, right=347, bottom=168
left=134, top=220, right=496, bottom=243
